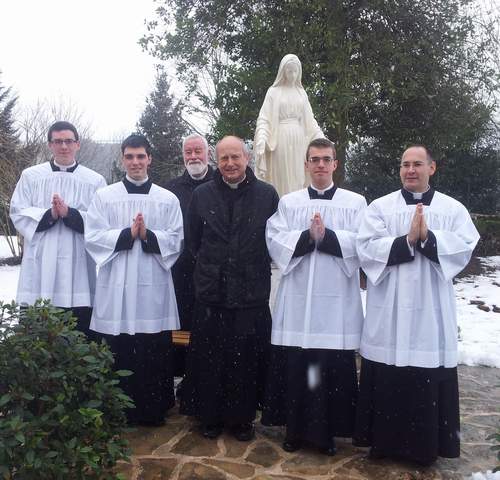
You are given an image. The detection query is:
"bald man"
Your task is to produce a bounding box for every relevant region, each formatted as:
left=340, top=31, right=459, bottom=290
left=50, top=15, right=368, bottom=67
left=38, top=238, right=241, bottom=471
left=180, top=136, right=279, bottom=441
left=354, top=145, right=480, bottom=465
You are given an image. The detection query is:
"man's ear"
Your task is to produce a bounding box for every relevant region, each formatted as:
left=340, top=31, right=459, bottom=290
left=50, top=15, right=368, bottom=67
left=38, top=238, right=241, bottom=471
left=430, top=160, right=436, bottom=176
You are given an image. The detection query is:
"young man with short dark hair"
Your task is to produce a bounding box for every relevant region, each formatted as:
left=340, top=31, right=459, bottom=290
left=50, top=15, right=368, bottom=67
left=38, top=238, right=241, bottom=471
left=85, top=134, right=183, bottom=425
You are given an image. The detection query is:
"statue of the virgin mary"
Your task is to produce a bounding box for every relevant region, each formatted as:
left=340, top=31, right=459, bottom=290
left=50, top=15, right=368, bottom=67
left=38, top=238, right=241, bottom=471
left=254, top=54, right=324, bottom=197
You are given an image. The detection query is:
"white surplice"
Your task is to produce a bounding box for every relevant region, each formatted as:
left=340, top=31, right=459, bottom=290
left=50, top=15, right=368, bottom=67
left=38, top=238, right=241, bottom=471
left=266, top=188, right=367, bottom=349
left=10, top=162, right=106, bottom=307
left=85, top=182, right=183, bottom=335
left=356, top=189, right=480, bottom=368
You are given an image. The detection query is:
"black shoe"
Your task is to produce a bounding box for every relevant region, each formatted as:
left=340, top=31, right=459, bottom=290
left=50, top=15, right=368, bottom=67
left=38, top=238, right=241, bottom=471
left=175, top=379, right=184, bottom=401
left=232, top=423, right=255, bottom=442
left=368, top=448, right=386, bottom=460
left=202, top=423, right=223, bottom=439
left=139, top=417, right=166, bottom=427
left=282, top=438, right=301, bottom=452
left=324, top=441, right=337, bottom=456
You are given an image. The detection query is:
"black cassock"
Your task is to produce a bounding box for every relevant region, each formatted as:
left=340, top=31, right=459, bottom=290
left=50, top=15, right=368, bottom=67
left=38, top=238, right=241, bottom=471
left=354, top=358, right=460, bottom=465
left=181, top=303, right=271, bottom=426
left=262, top=347, right=358, bottom=449
left=90, top=178, right=178, bottom=425
left=180, top=168, right=279, bottom=426
left=163, top=167, right=214, bottom=376
left=261, top=186, right=362, bottom=450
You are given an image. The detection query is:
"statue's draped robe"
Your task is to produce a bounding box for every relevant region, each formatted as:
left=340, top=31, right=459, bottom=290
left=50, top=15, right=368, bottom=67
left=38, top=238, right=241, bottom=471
left=255, top=87, right=323, bottom=197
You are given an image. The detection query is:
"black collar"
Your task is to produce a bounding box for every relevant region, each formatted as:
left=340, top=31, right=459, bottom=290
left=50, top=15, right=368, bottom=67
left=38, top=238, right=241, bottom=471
left=181, top=165, right=214, bottom=185
left=122, top=177, right=153, bottom=194
left=308, top=185, right=337, bottom=200
left=50, top=160, right=78, bottom=172
left=401, top=187, right=435, bottom=205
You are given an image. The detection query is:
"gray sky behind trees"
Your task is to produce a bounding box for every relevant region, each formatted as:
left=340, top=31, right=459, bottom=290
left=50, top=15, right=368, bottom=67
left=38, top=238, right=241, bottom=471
left=1, top=0, right=158, bottom=141
left=1, top=0, right=498, bottom=141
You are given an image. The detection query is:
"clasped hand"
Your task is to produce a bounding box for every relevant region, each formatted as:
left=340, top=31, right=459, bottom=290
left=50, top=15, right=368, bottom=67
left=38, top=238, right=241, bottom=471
left=131, top=212, right=147, bottom=241
left=407, top=203, right=428, bottom=247
left=51, top=194, right=69, bottom=219
left=310, top=212, right=325, bottom=242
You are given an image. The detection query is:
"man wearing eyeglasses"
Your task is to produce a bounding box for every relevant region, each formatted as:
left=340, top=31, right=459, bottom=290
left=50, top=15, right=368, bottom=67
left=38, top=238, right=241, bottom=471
left=354, top=145, right=479, bottom=465
left=10, top=121, right=106, bottom=334
left=263, top=137, right=366, bottom=456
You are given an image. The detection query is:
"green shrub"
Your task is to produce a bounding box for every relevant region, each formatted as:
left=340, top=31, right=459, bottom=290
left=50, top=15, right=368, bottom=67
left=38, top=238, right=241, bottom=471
left=472, top=215, right=500, bottom=256
left=0, top=300, right=133, bottom=479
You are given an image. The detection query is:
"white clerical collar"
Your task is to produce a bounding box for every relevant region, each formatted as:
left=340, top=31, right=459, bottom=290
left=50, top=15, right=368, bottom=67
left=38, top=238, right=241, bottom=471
left=188, top=167, right=209, bottom=180
left=223, top=174, right=246, bottom=189
left=126, top=174, right=149, bottom=186
left=310, top=182, right=334, bottom=195
left=54, top=160, right=76, bottom=171
left=404, top=185, right=430, bottom=200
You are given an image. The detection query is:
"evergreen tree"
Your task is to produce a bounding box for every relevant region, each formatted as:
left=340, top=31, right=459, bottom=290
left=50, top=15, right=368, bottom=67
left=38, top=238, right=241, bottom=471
left=141, top=0, right=499, bottom=190
left=137, top=69, right=188, bottom=185
left=0, top=72, right=19, bottom=161
left=0, top=73, right=23, bottom=254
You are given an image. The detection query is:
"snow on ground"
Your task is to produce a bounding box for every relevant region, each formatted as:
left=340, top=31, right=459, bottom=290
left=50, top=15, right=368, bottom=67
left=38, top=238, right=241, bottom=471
left=468, top=472, right=500, bottom=480
left=0, top=236, right=20, bottom=258
left=455, top=256, right=500, bottom=369
left=0, top=265, right=20, bottom=305
left=1, top=236, right=499, bottom=367
left=0, top=236, right=20, bottom=304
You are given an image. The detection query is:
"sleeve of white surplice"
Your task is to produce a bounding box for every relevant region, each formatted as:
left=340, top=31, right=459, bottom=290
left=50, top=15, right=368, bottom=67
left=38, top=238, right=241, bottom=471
left=9, top=172, right=48, bottom=243
left=149, top=197, right=184, bottom=271
left=356, top=202, right=398, bottom=286
left=334, top=197, right=367, bottom=277
left=84, top=192, right=122, bottom=267
left=430, top=205, right=480, bottom=281
left=77, top=176, right=107, bottom=225
left=266, top=201, right=304, bottom=275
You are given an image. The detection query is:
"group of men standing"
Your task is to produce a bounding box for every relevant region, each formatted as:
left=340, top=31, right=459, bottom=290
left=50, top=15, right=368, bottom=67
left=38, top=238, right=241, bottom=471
left=10, top=121, right=479, bottom=466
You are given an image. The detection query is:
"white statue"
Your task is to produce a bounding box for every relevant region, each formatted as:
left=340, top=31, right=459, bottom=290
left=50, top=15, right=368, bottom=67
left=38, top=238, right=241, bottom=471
left=254, top=54, right=324, bottom=197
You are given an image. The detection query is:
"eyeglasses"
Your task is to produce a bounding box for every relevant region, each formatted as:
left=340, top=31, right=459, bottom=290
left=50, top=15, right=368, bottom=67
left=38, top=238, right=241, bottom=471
left=308, top=156, right=335, bottom=164
left=50, top=139, right=78, bottom=146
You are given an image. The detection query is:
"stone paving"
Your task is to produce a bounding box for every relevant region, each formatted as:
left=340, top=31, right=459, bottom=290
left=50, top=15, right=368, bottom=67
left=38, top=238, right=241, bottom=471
left=116, top=365, right=499, bottom=480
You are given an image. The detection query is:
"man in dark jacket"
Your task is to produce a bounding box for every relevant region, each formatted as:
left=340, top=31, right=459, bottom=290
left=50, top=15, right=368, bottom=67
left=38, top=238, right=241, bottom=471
left=164, top=134, right=214, bottom=378
left=180, top=135, right=279, bottom=441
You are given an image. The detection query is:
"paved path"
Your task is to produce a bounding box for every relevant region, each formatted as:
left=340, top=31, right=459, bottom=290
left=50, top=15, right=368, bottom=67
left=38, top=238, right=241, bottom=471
left=116, top=365, right=499, bottom=479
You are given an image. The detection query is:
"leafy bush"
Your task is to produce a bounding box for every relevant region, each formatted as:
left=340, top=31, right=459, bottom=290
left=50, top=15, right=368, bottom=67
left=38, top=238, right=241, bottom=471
left=473, top=215, right=500, bottom=256
left=0, top=301, right=133, bottom=479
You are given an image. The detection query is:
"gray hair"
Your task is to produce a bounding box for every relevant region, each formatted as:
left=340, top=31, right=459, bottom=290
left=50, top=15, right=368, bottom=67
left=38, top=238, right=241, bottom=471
left=182, top=133, right=209, bottom=153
